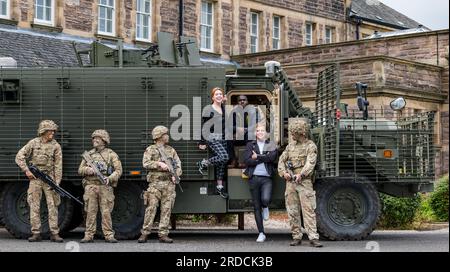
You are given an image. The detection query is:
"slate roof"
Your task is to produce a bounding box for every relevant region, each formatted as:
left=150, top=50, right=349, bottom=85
left=0, top=24, right=91, bottom=67
left=349, top=0, right=427, bottom=30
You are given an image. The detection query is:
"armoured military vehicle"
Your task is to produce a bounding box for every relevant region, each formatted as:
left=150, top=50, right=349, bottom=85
left=0, top=32, right=436, bottom=241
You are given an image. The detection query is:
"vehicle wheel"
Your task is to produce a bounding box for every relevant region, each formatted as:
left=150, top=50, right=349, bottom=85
left=1, top=182, right=74, bottom=239
left=111, top=181, right=146, bottom=240
left=61, top=184, right=84, bottom=233
left=62, top=201, right=84, bottom=233
left=315, top=177, right=380, bottom=241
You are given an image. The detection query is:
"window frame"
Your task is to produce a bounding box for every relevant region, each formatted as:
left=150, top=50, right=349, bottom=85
left=272, top=15, right=281, bottom=50
left=200, top=1, right=214, bottom=52
left=325, top=26, right=333, bottom=44
left=34, top=0, right=55, bottom=26
left=98, top=0, right=116, bottom=36
left=305, top=22, right=313, bottom=46
left=0, top=0, right=10, bottom=19
left=250, top=11, right=259, bottom=53
left=135, top=0, right=152, bottom=42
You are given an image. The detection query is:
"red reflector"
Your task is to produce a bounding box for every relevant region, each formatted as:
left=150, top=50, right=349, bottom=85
left=336, top=109, right=341, bottom=120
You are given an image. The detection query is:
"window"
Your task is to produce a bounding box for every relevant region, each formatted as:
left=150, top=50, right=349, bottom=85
left=272, top=16, right=281, bottom=50
left=34, top=0, right=54, bottom=25
left=200, top=1, right=214, bottom=51
left=325, top=27, right=333, bottom=44
left=250, top=12, right=259, bottom=53
left=98, top=0, right=115, bottom=36
left=0, top=79, right=21, bottom=104
left=0, top=0, right=9, bottom=19
left=305, top=22, right=313, bottom=46
left=136, top=0, right=152, bottom=41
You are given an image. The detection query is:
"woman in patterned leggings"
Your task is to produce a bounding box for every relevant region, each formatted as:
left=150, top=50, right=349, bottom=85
left=197, top=87, right=229, bottom=198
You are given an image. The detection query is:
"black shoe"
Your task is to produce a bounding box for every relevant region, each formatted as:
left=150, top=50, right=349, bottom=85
left=197, top=160, right=208, bottom=175
left=216, top=187, right=229, bottom=199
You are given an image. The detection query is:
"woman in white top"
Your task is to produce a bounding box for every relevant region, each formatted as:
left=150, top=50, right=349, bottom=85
left=243, top=124, right=278, bottom=242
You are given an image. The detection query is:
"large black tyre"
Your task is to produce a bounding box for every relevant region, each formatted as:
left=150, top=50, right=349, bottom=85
left=315, top=178, right=380, bottom=241
left=62, top=200, right=84, bottom=233
left=110, top=181, right=146, bottom=240
left=1, top=182, right=74, bottom=239
left=61, top=184, right=84, bottom=233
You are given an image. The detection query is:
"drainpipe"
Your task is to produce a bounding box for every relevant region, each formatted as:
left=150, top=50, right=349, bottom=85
left=355, top=18, right=362, bottom=40
left=179, top=0, right=184, bottom=39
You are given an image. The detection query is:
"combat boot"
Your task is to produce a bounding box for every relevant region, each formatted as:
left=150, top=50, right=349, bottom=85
left=105, top=237, right=118, bottom=243
left=80, top=236, right=94, bottom=243
left=159, top=236, right=173, bottom=243
left=28, top=234, right=42, bottom=242
left=50, top=234, right=64, bottom=243
left=290, top=239, right=302, bottom=246
left=310, top=239, right=323, bottom=248
left=138, top=234, right=148, bottom=243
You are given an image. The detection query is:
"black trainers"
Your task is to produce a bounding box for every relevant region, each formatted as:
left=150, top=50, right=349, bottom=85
left=197, top=159, right=208, bottom=175
left=216, top=186, right=229, bottom=199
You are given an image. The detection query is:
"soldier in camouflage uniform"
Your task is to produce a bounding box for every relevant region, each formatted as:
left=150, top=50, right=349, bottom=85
left=78, top=129, right=122, bottom=243
left=15, top=120, right=64, bottom=242
left=278, top=118, right=323, bottom=247
left=138, top=126, right=182, bottom=243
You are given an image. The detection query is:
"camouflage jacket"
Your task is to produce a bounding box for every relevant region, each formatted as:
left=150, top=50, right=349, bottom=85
left=15, top=137, right=63, bottom=184
left=278, top=139, right=317, bottom=179
left=78, top=147, right=122, bottom=187
left=143, top=144, right=182, bottom=182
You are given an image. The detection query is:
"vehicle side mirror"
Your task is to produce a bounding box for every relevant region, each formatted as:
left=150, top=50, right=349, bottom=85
left=390, top=97, right=406, bottom=111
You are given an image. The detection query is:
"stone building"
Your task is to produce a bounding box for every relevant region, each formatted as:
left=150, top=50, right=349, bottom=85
left=0, top=0, right=425, bottom=59
left=232, top=29, right=449, bottom=176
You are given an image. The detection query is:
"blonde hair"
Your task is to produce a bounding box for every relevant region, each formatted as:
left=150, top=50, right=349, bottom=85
left=256, top=122, right=266, bottom=131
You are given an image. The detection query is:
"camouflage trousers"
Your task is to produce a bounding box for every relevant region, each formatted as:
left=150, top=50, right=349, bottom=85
left=285, top=179, right=320, bottom=240
left=27, top=179, right=61, bottom=235
left=141, top=180, right=176, bottom=237
left=83, top=184, right=115, bottom=239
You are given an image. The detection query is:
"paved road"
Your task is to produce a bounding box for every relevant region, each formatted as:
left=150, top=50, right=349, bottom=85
left=0, top=227, right=448, bottom=252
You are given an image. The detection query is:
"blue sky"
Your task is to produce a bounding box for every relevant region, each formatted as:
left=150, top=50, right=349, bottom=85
left=379, top=0, right=449, bottom=30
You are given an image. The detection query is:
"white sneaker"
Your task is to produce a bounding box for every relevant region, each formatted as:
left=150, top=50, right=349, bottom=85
left=262, top=207, right=270, bottom=221
left=256, top=232, right=266, bottom=243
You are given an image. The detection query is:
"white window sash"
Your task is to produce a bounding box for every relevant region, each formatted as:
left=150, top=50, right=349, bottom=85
left=305, top=23, right=312, bottom=46
left=0, top=0, right=10, bottom=19
left=98, top=0, right=115, bottom=36
left=325, top=27, right=333, bottom=44
left=272, top=16, right=280, bottom=50
left=136, top=0, right=152, bottom=42
left=250, top=12, right=259, bottom=53
left=200, top=1, right=214, bottom=52
left=34, top=0, right=54, bottom=26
